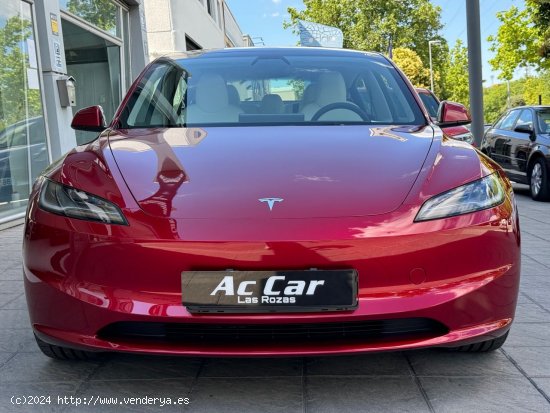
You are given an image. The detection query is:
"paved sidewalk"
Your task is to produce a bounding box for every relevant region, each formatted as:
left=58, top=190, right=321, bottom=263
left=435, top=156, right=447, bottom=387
left=0, top=184, right=549, bottom=412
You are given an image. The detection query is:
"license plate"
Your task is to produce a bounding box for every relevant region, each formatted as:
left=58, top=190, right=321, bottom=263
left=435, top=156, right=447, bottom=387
left=181, top=270, right=357, bottom=313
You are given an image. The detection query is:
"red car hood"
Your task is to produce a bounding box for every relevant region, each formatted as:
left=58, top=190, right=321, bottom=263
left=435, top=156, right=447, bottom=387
left=108, top=125, right=433, bottom=219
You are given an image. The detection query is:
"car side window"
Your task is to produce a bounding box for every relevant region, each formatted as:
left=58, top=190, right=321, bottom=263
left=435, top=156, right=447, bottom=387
left=493, top=113, right=506, bottom=129
left=122, top=61, right=187, bottom=128
left=354, top=71, right=408, bottom=123
left=538, top=111, right=550, bottom=133
left=173, top=76, right=188, bottom=115
left=418, top=92, right=439, bottom=119
left=499, top=110, right=520, bottom=131
left=352, top=77, right=373, bottom=116
left=515, top=109, right=533, bottom=129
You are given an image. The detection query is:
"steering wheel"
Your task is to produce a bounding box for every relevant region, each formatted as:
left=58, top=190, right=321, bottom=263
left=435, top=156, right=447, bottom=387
left=310, top=102, right=371, bottom=122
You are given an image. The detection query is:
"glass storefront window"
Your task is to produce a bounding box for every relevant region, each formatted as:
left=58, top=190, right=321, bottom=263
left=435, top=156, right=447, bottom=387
left=0, top=0, right=50, bottom=222
left=59, top=0, right=121, bottom=37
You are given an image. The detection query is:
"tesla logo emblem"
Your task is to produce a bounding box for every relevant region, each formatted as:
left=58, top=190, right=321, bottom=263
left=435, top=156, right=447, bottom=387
left=259, top=198, right=283, bottom=211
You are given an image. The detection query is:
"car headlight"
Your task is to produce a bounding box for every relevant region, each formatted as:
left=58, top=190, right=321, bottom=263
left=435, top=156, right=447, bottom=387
left=415, top=173, right=505, bottom=222
left=451, top=132, right=474, bottom=144
left=39, top=178, right=128, bottom=225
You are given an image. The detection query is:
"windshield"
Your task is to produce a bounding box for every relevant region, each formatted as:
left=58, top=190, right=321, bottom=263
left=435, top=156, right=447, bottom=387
left=417, top=92, right=439, bottom=118
left=538, top=110, right=550, bottom=133
left=118, top=52, right=425, bottom=128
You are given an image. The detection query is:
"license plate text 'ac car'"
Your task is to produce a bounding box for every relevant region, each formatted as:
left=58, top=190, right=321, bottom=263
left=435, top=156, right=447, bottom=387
left=181, top=270, right=358, bottom=313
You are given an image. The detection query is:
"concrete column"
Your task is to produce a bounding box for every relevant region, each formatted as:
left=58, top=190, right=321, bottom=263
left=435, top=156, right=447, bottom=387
left=143, top=0, right=174, bottom=60
left=33, top=0, right=76, bottom=159
left=466, top=0, right=485, bottom=146
left=127, top=0, right=149, bottom=76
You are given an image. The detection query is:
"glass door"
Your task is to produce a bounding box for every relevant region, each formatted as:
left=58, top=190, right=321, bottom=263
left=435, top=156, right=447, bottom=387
left=59, top=0, right=129, bottom=145
left=62, top=17, right=122, bottom=144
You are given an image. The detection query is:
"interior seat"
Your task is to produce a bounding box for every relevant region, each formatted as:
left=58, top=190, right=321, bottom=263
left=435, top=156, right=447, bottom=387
left=227, top=85, right=240, bottom=106
left=260, top=94, right=285, bottom=114
left=185, top=73, right=242, bottom=123
left=298, top=83, right=318, bottom=112
left=301, top=72, right=362, bottom=121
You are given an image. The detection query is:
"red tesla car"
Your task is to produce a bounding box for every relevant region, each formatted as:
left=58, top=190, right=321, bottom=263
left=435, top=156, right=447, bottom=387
left=23, top=47, right=520, bottom=360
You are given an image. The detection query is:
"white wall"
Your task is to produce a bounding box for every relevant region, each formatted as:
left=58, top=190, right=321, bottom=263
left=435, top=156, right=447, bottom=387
left=143, top=0, right=175, bottom=58
left=223, top=1, right=244, bottom=47
left=171, top=0, right=225, bottom=51
left=144, top=0, right=247, bottom=60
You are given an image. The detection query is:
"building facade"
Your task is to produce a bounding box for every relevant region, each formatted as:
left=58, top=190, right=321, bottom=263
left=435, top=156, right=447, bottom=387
left=0, top=0, right=252, bottom=227
left=145, top=0, right=252, bottom=59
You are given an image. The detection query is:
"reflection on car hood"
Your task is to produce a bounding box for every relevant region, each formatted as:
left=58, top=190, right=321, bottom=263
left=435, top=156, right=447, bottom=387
left=109, top=125, right=434, bottom=219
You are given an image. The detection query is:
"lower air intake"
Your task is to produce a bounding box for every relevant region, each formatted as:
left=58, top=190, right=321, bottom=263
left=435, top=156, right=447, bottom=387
left=98, top=318, right=448, bottom=346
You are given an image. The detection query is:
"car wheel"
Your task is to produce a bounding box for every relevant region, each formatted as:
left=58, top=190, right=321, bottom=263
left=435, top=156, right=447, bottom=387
left=451, top=331, right=508, bottom=352
left=34, top=334, right=103, bottom=361
left=530, top=158, right=550, bottom=201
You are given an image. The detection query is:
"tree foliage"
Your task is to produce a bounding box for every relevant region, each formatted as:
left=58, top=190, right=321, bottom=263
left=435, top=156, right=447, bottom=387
left=285, top=0, right=448, bottom=94
left=488, top=2, right=549, bottom=80
left=523, top=71, right=550, bottom=104
left=391, top=48, right=430, bottom=88
left=483, top=84, right=508, bottom=124
left=486, top=1, right=550, bottom=121
left=443, top=40, right=469, bottom=106
left=483, top=81, right=526, bottom=124
left=0, top=16, right=42, bottom=131
left=288, top=79, right=305, bottom=100
left=509, top=95, right=527, bottom=107
left=531, top=0, right=550, bottom=59
left=482, top=71, right=550, bottom=124
left=285, top=0, right=445, bottom=66
left=66, top=0, right=117, bottom=33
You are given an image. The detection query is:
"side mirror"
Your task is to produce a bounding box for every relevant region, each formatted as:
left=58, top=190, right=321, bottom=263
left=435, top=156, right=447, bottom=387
left=71, top=106, right=106, bottom=132
left=436, top=101, right=471, bottom=128
left=514, top=123, right=536, bottom=140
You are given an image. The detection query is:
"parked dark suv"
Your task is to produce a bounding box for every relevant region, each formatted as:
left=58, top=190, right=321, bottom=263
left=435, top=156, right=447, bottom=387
left=482, top=106, right=550, bottom=201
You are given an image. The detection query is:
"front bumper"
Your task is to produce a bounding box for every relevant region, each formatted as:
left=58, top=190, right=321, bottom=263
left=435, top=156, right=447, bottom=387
left=23, top=199, right=520, bottom=356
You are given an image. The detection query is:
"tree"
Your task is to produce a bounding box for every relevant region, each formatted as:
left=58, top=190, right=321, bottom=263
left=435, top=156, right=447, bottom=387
left=288, top=79, right=305, bottom=100
left=392, top=48, right=430, bottom=88
left=488, top=3, right=549, bottom=81
left=1, top=14, right=44, bottom=202
left=531, top=0, right=550, bottom=59
left=483, top=78, right=531, bottom=124
left=66, top=0, right=117, bottom=33
left=523, top=70, right=550, bottom=105
left=443, top=40, right=469, bottom=106
left=483, top=83, right=508, bottom=124
left=0, top=15, right=42, bottom=131
left=285, top=0, right=445, bottom=66
left=509, top=95, right=526, bottom=107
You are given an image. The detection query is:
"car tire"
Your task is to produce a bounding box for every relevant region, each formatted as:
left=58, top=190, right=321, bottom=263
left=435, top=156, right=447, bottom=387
left=451, top=331, right=509, bottom=352
left=529, top=158, right=550, bottom=201
left=34, top=334, right=103, bottom=361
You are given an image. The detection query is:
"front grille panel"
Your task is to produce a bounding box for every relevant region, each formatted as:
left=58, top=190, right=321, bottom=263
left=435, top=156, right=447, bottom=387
left=98, top=318, right=448, bottom=346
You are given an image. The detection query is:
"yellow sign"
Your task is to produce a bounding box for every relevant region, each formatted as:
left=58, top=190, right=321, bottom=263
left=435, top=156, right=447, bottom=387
left=50, top=13, right=59, bottom=36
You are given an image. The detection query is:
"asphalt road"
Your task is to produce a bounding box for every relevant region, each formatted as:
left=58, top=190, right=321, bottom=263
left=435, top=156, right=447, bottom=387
left=0, top=183, right=549, bottom=413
